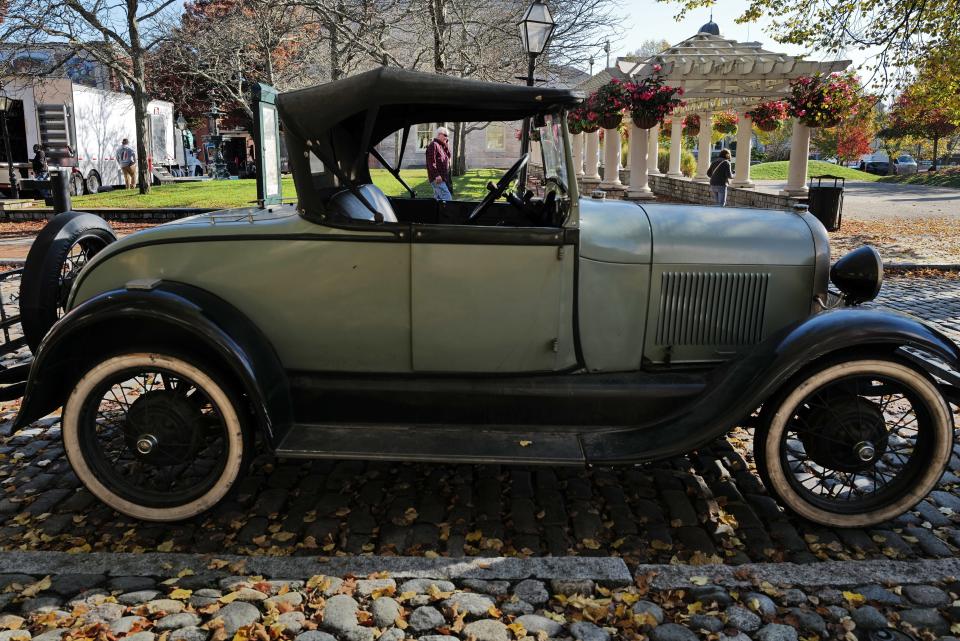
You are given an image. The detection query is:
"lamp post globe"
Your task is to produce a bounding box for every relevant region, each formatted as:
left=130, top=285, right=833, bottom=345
left=205, top=102, right=228, bottom=180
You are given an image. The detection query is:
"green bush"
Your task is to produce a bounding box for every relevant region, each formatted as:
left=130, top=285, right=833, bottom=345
left=657, top=148, right=696, bottom=176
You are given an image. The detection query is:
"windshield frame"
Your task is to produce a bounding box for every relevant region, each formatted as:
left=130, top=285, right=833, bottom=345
left=537, top=112, right=569, bottom=196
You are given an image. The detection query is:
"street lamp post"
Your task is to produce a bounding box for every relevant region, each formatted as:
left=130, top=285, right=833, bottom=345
left=176, top=113, right=190, bottom=177
left=205, top=102, right=228, bottom=180
left=0, top=91, right=20, bottom=199
left=517, top=0, right=556, bottom=192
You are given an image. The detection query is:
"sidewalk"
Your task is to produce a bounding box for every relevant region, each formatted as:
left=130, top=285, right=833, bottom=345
left=0, top=554, right=958, bottom=640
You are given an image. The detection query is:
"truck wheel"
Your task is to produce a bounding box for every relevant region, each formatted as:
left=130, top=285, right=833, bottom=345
left=20, top=211, right=116, bottom=352
left=69, top=173, right=84, bottom=196
left=62, top=352, right=250, bottom=521
left=84, top=171, right=101, bottom=194
left=756, top=357, right=952, bottom=527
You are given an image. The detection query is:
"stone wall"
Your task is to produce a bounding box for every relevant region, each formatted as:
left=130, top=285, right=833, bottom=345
left=648, top=174, right=801, bottom=210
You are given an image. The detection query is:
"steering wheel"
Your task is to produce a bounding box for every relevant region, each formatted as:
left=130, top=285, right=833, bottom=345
left=466, top=153, right=530, bottom=223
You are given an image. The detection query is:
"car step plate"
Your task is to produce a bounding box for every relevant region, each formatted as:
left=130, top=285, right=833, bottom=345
left=275, top=423, right=586, bottom=465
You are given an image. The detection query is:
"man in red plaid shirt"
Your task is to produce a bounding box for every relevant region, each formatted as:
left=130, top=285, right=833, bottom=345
left=425, top=126, right=453, bottom=201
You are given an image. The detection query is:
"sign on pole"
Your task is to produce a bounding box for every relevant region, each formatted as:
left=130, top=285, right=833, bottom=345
left=251, top=83, right=282, bottom=206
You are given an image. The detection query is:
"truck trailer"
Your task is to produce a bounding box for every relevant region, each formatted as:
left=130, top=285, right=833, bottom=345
left=0, top=78, right=175, bottom=195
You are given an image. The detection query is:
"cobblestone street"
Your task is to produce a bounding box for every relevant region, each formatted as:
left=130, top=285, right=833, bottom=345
left=0, top=275, right=954, bottom=568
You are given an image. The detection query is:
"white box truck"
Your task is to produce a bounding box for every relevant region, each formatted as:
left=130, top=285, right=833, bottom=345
left=0, top=78, right=175, bottom=195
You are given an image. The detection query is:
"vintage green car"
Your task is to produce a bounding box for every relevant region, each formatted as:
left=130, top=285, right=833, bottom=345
left=12, top=68, right=960, bottom=526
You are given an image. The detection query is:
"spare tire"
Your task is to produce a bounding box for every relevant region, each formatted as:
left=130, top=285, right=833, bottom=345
left=21, top=211, right=116, bottom=353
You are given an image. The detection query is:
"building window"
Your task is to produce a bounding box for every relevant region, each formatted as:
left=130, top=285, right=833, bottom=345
left=417, top=123, right=433, bottom=152
left=486, top=123, right=505, bottom=151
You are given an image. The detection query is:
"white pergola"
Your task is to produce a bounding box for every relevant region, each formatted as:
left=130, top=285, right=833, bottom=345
left=572, top=23, right=850, bottom=198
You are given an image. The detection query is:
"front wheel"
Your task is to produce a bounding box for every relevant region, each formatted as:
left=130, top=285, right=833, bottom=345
left=62, top=353, right=250, bottom=521
left=756, top=357, right=953, bottom=527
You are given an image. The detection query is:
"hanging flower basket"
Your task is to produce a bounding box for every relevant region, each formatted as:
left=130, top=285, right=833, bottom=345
left=624, top=65, right=684, bottom=131
left=713, top=111, right=739, bottom=134
left=747, top=101, right=788, bottom=132
left=586, top=80, right=630, bottom=132
left=599, top=112, right=623, bottom=129
left=788, top=71, right=862, bottom=128
left=568, top=119, right=583, bottom=135
left=683, top=114, right=700, bottom=136
left=582, top=123, right=600, bottom=134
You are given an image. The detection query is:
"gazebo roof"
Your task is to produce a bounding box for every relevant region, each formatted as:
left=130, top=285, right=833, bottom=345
left=577, top=30, right=850, bottom=115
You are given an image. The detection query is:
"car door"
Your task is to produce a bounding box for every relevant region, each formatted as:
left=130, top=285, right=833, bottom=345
left=410, top=224, right=578, bottom=373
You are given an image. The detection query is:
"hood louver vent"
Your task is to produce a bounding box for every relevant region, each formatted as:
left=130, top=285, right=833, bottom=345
left=656, top=272, right=770, bottom=346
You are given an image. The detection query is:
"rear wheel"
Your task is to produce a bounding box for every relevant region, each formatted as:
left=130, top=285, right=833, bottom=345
left=69, top=172, right=84, bottom=197
left=62, top=352, right=249, bottom=521
left=84, top=171, right=101, bottom=195
left=756, top=358, right=953, bottom=527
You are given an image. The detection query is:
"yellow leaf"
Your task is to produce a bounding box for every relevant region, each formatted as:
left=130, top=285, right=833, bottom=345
left=487, top=606, right=502, bottom=618
left=157, top=540, right=175, bottom=552
left=634, top=612, right=659, bottom=627
left=619, top=593, right=640, bottom=605
left=650, top=540, right=672, bottom=551
left=219, top=592, right=243, bottom=604
left=582, top=538, right=601, bottom=550
left=519, top=440, right=533, bottom=447
left=689, top=576, right=708, bottom=586
left=424, top=550, right=439, bottom=559
left=466, top=530, right=483, bottom=543
left=842, top=591, right=866, bottom=607
left=177, top=569, right=195, bottom=578
left=687, top=602, right=703, bottom=615
left=273, top=532, right=296, bottom=542
left=21, top=576, right=51, bottom=598
left=170, top=589, right=193, bottom=601
left=506, top=622, right=527, bottom=639
left=394, top=617, right=408, bottom=630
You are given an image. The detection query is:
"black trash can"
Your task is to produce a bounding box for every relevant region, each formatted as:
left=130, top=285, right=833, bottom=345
left=807, top=174, right=845, bottom=231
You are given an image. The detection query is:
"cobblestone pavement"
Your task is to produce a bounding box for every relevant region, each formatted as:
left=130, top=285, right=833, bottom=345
left=0, top=277, right=957, bottom=566
left=1, top=560, right=960, bottom=641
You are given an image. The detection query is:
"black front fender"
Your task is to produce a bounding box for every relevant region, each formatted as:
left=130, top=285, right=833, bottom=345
left=580, top=308, right=960, bottom=463
left=15, top=282, right=292, bottom=444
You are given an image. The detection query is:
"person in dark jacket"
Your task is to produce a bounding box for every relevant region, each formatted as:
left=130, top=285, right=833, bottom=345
left=707, top=148, right=735, bottom=206
left=425, top=126, right=453, bottom=201
left=31, top=144, right=50, bottom=198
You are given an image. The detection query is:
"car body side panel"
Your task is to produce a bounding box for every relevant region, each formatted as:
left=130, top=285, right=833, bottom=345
left=411, top=241, right=574, bottom=372
left=577, top=258, right=650, bottom=372
left=72, top=217, right=413, bottom=373
left=577, top=198, right=652, bottom=263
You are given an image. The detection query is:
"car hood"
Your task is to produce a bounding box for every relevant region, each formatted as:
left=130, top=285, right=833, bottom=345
left=578, top=198, right=818, bottom=266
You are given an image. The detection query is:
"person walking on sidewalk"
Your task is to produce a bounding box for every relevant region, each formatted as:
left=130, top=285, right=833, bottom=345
left=118, top=138, right=137, bottom=189
left=707, top=148, right=735, bottom=206
left=425, top=126, right=453, bottom=201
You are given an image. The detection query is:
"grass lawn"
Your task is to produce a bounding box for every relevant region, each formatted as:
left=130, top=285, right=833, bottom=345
left=71, top=168, right=502, bottom=209
left=880, top=167, right=960, bottom=188
left=749, top=160, right=881, bottom=182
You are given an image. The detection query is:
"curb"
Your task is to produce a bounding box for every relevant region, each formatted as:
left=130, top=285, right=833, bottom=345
left=0, top=552, right=633, bottom=585
left=886, top=263, right=960, bottom=272
left=638, top=557, right=960, bottom=589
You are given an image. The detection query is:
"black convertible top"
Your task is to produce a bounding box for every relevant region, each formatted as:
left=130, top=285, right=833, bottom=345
left=276, top=67, right=581, bottom=217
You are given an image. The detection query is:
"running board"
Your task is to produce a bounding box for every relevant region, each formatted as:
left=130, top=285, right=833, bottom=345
left=274, top=423, right=586, bottom=465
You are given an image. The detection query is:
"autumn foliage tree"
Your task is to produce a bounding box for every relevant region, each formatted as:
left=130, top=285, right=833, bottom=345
left=812, top=117, right=875, bottom=166
left=888, top=67, right=960, bottom=169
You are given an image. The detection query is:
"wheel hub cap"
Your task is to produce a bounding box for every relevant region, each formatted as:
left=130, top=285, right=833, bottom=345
left=124, top=391, right=205, bottom=466
left=136, top=434, right=157, bottom=455
left=855, top=440, right=876, bottom=462
left=797, top=394, right=889, bottom=473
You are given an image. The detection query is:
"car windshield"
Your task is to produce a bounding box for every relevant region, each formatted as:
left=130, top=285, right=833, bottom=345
left=538, top=113, right=567, bottom=193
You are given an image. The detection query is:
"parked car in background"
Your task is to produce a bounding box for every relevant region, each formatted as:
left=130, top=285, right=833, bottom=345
left=896, top=155, right=918, bottom=175
left=859, top=154, right=894, bottom=175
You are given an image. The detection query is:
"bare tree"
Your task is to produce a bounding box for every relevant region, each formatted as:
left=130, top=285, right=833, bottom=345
left=0, top=0, right=181, bottom=193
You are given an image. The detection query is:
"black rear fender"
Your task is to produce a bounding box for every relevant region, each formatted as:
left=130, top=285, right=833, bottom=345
left=15, top=282, right=292, bottom=445
left=581, top=308, right=960, bottom=463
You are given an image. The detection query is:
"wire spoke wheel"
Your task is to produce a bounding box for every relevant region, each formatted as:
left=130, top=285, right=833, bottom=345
left=63, top=353, right=248, bottom=521
left=757, top=358, right=952, bottom=527
left=57, top=239, right=101, bottom=316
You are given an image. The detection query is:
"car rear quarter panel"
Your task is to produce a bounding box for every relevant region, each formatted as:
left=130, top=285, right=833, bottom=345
left=71, top=209, right=413, bottom=372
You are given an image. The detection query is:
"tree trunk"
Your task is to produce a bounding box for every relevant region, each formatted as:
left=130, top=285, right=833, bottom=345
left=452, top=122, right=467, bottom=176
left=428, top=0, right=446, bottom=73
left=132, top=85, right=151, bottom=194
left=126, top=0, right=151, bottom=194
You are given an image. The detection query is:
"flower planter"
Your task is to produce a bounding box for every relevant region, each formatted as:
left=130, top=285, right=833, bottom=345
left=630, top=111, right=660, bottom=129
left=684, top=125, right=700, bottom=136
left=568, top=121, right=584, bottom=135
left=599, top=113, right=623, bottom=129
left=714, top=125, right=736, bottom=134
left=582, top=124, right=600, bottom=134
left=756, top=121, right=781, bottom=132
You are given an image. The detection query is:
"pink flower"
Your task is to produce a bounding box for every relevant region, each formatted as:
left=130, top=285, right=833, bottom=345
left=653, top=64, right=663, bottom=72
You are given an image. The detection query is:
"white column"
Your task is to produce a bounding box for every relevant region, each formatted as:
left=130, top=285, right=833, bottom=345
left=731, top=109, right=755, bottom=188
left=782, top=118, right=811, bottom=196
left=572, top=132, right=584, bottom=177
left=694, top=112, right=713, bottom=183
left=600, top=126, right=623, bottom=188
left=647, top=123, right=661, bottom=176
left=584, top=130, right=601, bottom=181
left=668, top=118, right=683, bottom=177
left=628, top=123, right=654, bottom=199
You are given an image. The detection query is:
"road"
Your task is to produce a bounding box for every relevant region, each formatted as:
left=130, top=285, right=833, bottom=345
left=754, top=179, right=960, bottom=219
